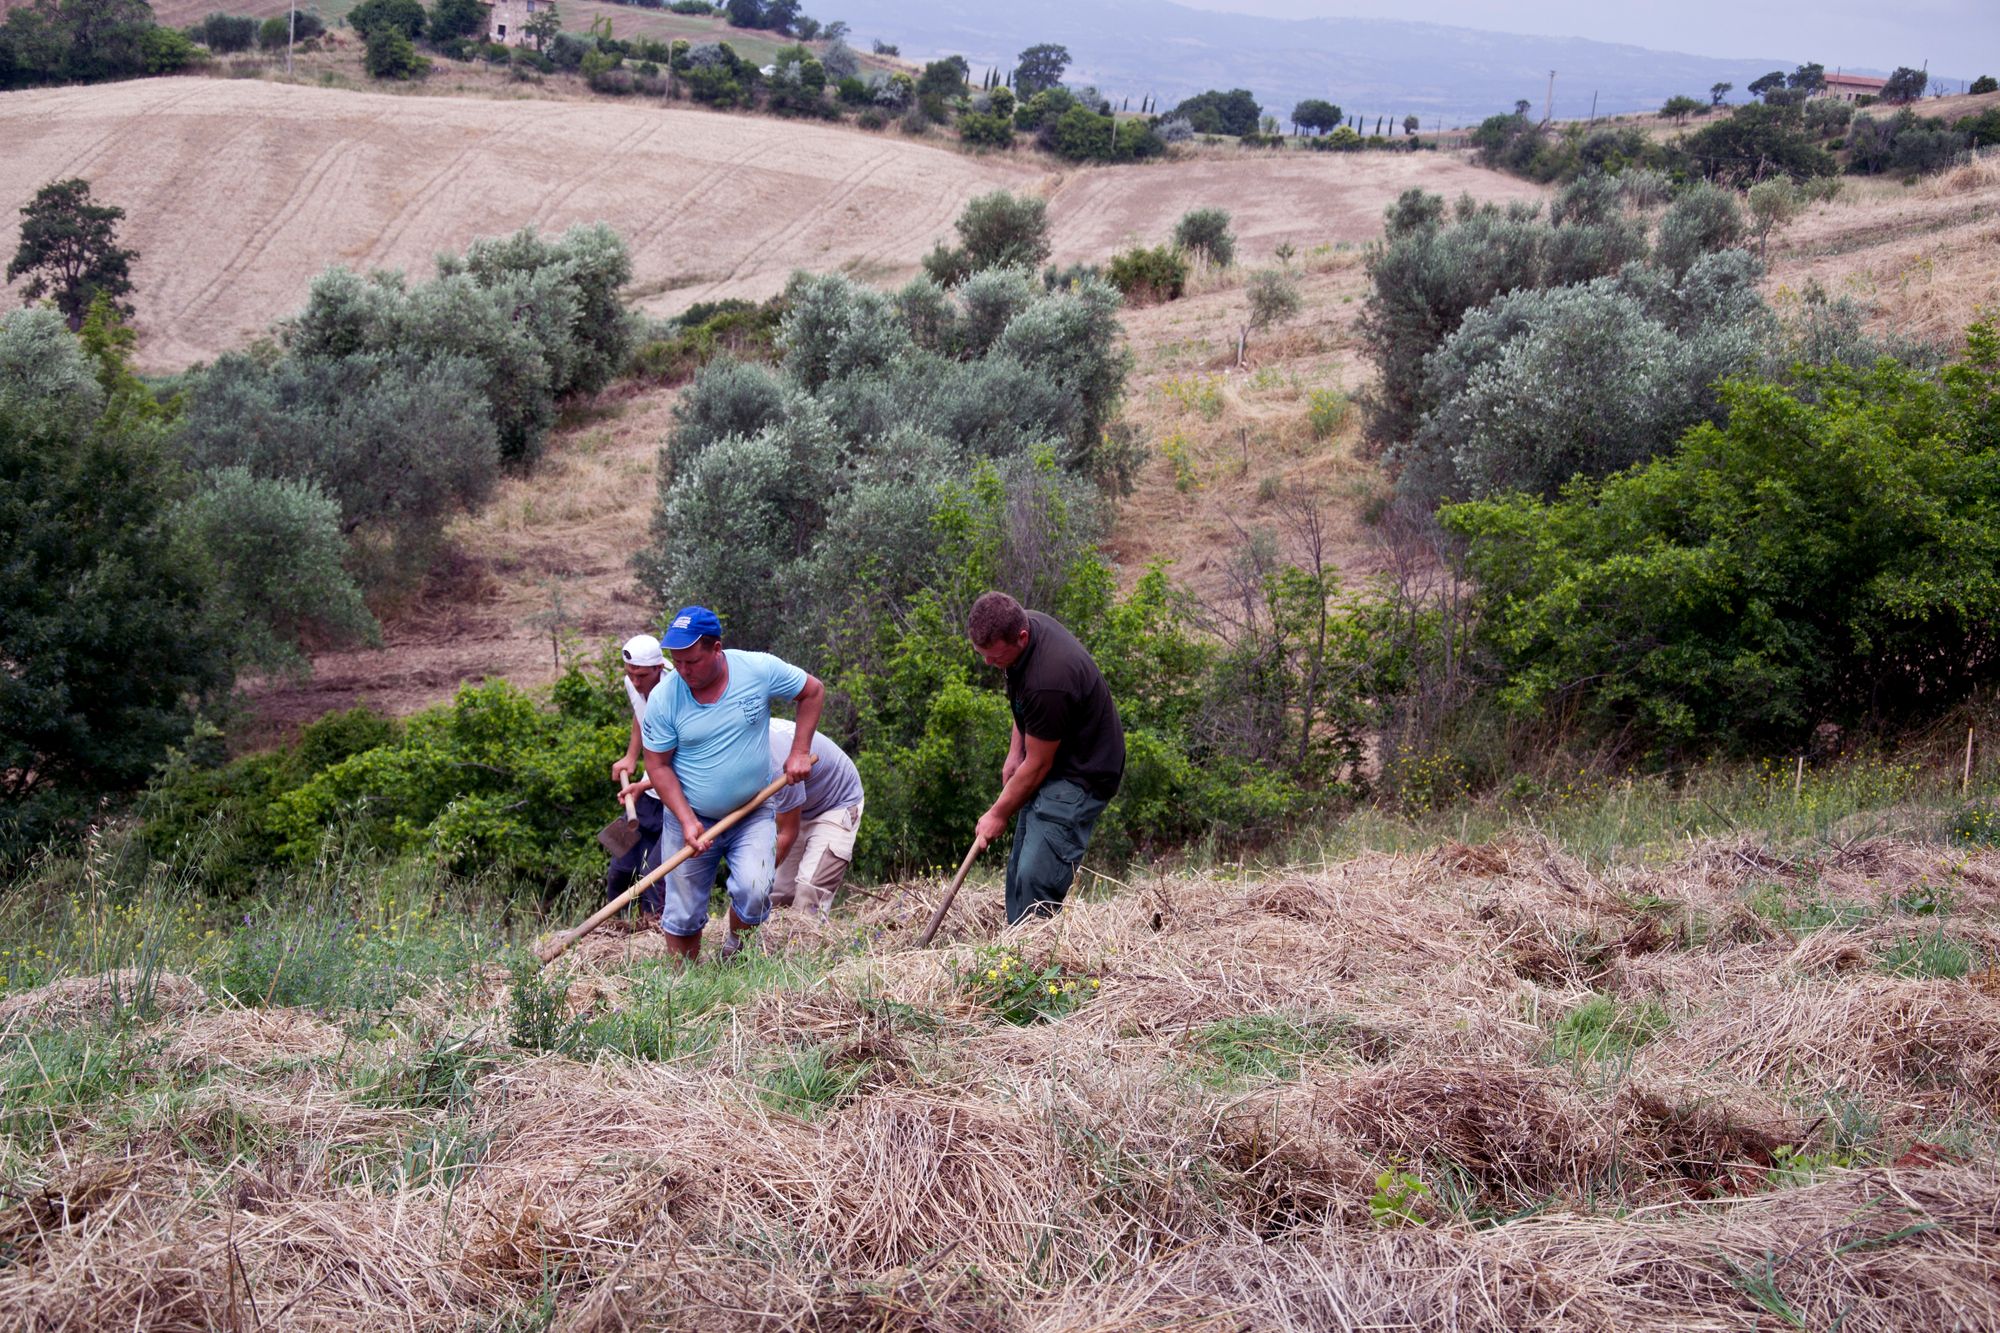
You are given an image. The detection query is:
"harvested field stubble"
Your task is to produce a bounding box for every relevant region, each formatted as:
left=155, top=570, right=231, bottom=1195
left=3, top=835, right=1998, bottom=1328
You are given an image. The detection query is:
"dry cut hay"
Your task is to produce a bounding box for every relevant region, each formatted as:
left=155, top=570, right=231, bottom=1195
left=0, top=968, right=204, bottom=1028
left=1634, top=976, right=2000, bottom=1124
left=163, top=1006, right=346, bottom=1073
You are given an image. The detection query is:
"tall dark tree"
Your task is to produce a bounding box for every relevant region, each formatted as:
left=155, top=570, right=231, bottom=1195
left=428, top=0, right=488, bottom=43
left=1014, top=42, right=1068, bottom=96
left=1292, top=100, right=1340, bottom=134
left=1881, top=66, right=1928, bottom=104
left=1786, top=62, right=1826, bottom=93
left=1168, top=88, right=1261, bottom=137
left=1748, top=70, right=1786, bottom=101
left=0, top=357, right=232, bottom=856
left=1710, top=81, right=1732, bottom=106
left=1661, top=94, right=1704, bottom=125
left=347, top=0, right=425, bottom=39
left=8, top=178, right=137, bottom=332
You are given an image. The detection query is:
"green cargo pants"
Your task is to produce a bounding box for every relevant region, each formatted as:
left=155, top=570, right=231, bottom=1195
left=1004, top=778, right=1110, bottom=925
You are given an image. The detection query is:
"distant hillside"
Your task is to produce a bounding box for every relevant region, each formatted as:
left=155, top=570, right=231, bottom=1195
left=829, top=0, right=1845, bottom=125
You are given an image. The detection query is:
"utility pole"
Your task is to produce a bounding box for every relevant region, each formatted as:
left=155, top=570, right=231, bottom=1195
left=1588, top=90, right=1597, bottom=126
left=286, top=0, right=295, bottom=76
left=1544, top=69, right=1556, bottom=124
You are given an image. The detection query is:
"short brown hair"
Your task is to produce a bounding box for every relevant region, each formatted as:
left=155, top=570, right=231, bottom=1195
left=968, top=591, right=1027, bottom=647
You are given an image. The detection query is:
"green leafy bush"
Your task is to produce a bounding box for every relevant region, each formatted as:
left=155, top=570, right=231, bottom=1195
left=1398, top=253, right=1767, bottom=506
left=1172, top=208, right=1235, bottom=267
left=193, top=13, right=257, bottom=52
left=921, top=191, right=1051, bottom=286
left=363, top=25, right=428, bottom=79
left=1105, top=244, right=1188, bottom=304
left=264, top=667, right=630, bottom=884
left=1358, top=189, right=1646, bottom=450
left=1445, top=326, right=2000, bottom=750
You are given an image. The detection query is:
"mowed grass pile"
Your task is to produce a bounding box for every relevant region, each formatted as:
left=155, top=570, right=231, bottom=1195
left=3, top=772, right=2000, bottom=1328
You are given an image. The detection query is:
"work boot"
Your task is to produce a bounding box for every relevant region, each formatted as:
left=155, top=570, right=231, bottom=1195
left=716, top=932, right=747, bottom=963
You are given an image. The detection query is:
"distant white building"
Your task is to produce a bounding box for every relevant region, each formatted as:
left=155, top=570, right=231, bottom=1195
left=484, top=0, right=549, bottom=47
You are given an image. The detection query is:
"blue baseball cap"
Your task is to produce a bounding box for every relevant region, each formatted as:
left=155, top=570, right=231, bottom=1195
left=663, top=605, right=723, bottom=650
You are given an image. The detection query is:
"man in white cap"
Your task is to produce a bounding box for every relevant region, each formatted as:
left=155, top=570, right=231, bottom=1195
left=608, top=633, right=668, bottom=917
left=767, top=718, right=865, bottom=919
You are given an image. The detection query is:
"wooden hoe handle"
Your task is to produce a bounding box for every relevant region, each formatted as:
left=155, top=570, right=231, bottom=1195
left=537, top=763, right=806, bottom=966
left=915, top=839, right=983, bottom=948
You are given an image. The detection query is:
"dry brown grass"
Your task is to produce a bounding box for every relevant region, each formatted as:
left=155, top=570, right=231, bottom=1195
left=1765, top=150, right=2000, bottom=348
left=4, top=835, right=1996, bottom=1328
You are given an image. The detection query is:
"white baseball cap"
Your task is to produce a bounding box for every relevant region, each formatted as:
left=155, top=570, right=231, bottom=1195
left=621, top=634, right=665, bottom=667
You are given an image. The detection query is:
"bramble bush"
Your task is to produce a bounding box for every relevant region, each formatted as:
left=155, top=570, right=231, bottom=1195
left=1105, top=245, right=1188, bottom=305
left=1444, top=325, right=2000, bottom=751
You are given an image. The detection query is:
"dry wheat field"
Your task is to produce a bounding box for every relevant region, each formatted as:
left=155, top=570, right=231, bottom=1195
left=0, top=75, right=1545, bottom=372
left=1, top=828, right=1996, bottom=1329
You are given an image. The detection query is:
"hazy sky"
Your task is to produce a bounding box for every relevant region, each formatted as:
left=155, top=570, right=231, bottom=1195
left=1172, top=0, right=1994, bottom=74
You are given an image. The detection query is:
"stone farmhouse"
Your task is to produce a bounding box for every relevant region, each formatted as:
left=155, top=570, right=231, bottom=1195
left=484, top=0, right=549, bottom=47
left=1819, top=72, right=1888, bottom=103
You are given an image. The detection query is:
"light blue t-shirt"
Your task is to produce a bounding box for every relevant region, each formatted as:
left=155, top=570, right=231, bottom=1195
left=641, top=650, right=809, bottom=817
left=769, top=719, right=865, bottom=819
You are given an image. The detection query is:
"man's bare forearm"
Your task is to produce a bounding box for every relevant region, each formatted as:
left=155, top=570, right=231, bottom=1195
left=792, top=676, right=825, bottom=753
left=987, top=750, right=1053, bottom=824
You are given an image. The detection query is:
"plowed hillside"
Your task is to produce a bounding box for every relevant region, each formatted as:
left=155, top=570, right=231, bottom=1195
left=1, top=76, right=1546, bottom=371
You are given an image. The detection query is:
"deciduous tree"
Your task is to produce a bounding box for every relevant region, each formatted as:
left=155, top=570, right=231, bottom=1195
left=7, top=178, right=136, bottom=331
left=1014, top=42, right=1068, bottom=96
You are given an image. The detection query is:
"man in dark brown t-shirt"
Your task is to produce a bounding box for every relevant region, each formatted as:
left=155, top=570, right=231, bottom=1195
left=967, top=591, right=1124, bottom=923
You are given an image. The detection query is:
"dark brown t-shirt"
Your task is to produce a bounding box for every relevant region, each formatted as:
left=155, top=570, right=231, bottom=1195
left=1006, top=612, right=1125, bottom=800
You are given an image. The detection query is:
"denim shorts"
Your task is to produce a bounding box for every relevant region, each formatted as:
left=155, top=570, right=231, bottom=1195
left=655, top=803, right=777, bottom=938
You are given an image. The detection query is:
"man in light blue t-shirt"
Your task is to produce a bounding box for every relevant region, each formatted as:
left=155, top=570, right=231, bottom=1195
left=634, top=605, right=825, bottom=961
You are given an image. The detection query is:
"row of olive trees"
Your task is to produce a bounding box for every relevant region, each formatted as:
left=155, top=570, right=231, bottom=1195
left=1360, top=173, right=1941, bottom=514
left=3, top=172, right=640, bottom=859
left=641, top=191, right=1136, bottom=667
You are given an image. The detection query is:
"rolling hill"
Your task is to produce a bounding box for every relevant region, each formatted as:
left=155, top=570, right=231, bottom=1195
left=0, top=75, right=1539, bottom=371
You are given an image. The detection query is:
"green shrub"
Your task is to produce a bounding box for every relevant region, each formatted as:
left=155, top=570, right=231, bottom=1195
left=348, top=0, right=426, bottom=39
left=1445, top=325, right=2000, bottom=749
left=1172, top=207, right=1235, bottom=267
left=193, top=13, right=256, bottom=52
left=1306, top=387, right=1349, bottom=440
left=364, top=26, right=429, bottom=80
left=2, top=347, right=233, bottom=860
left=628, top=297, right=783, bottom=387
left=1104, top=244, right=1188, bottom=304
left=266, top=671, right=627, bottom=884
left=958, top=110, right=1014, bottom=148
left=921, top=191, right=1051, bottom=287
left=176, top=348, right=499, bottom=576
left=1358, top=190, right=1645, bottom=448
left=141, top=25, right=201, bottom=71
left=1684, top=102, right=1836, bottom=185
left=1399, top=254, right=1766, bottom=505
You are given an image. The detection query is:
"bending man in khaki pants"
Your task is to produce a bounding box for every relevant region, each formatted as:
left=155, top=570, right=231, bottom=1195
left=767, top=718, right=865, bottom=918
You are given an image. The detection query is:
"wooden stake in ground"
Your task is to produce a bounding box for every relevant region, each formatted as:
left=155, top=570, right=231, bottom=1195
left=915, top=840, right=984, bottom=948
left=536, top=766, right=804, bottom=967
left=1965, top=726, right=1977, bottom=795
